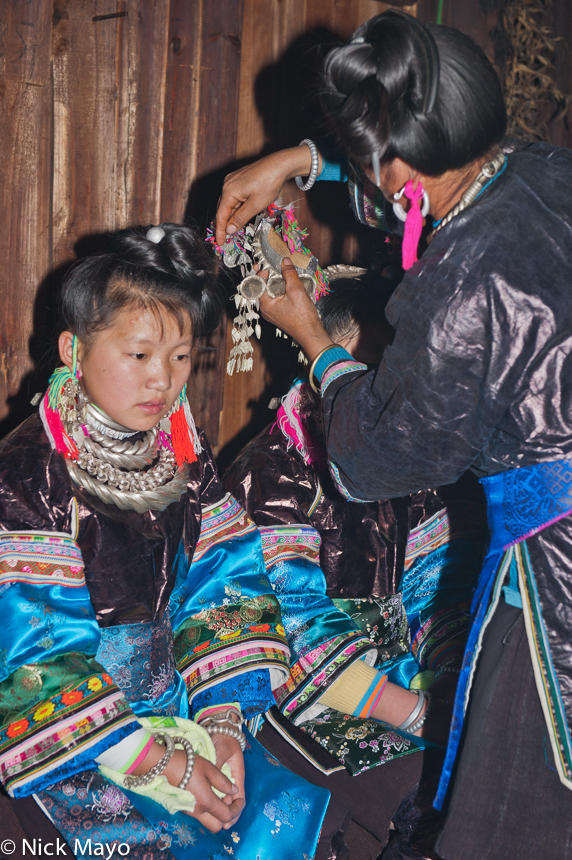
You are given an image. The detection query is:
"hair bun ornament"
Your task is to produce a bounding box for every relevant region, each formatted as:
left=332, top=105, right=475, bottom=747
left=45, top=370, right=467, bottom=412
left=206, top=205, right=330, bottom=375
left=146, top=226, right=166, bottom=244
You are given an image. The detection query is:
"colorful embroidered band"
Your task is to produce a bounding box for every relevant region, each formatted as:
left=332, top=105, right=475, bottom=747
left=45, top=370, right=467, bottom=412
left=310, top=346, right=353, bottom=391
left=355, top=673, right=388, bottom=718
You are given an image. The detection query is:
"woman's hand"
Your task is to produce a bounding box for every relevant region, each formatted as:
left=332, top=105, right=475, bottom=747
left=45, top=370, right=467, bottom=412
left=135, top=741, right=241, bottom=833
left=259, top=259, right=334, bottom=362
left=211, top=732, right=246, bottom=830
left=181, top=751, right=244, bottom=833
left=215, top=147, right=319, bottom=246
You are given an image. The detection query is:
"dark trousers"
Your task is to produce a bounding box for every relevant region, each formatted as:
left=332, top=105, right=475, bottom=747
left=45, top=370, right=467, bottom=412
left=437, top=600, right=572, bottom=860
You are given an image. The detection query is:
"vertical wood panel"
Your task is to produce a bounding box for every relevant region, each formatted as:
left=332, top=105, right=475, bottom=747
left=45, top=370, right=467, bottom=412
left=160, top=0, right=203, bottom=223
left=186, top=0, right=245, bottom=449
left=51, top=0, right=119, bottom=266
left=122, top=0, right=171, bottom=226
left=218, top=0, right=395, bottom=464
left=0, top=1, right=52, bottom=432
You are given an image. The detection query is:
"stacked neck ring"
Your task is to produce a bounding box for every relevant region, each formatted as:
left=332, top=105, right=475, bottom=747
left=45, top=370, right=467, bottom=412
left=59, top=378, right=190, bottom=513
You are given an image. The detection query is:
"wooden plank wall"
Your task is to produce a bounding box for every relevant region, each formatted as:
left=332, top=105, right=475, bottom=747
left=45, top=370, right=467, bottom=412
left=217, top=0, right=411, bottom=468
left=0, top=0, right=243, bottom=447
left=1, top=1, right=569, bottom=461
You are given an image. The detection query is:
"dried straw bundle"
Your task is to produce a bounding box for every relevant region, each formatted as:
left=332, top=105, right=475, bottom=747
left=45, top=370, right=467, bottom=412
left=500, top=0, right=570, bottom=140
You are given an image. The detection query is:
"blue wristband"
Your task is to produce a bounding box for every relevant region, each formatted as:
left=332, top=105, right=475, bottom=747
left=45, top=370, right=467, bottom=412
left=314, top=346, right=353, bottom=383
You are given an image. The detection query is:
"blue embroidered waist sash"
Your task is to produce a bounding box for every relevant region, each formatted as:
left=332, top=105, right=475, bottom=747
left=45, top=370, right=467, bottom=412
left=435, top=458, right=572, bottom=808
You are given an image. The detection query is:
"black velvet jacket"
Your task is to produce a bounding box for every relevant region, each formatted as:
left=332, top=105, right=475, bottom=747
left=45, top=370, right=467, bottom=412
left=321, top=142, right=572, bottom=748
left=224, top=419, right=485, bottom=599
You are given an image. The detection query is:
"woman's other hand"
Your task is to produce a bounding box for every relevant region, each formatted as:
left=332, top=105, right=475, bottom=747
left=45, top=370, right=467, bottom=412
left=259, top=259, right=333, bottom=362
left=180, top=751, right=244, bottom=833
left=137, top=741, right=242, bottom=834
left=211, top=731, right=246, bottom=829
left=215, top=147, right=320, bottom=246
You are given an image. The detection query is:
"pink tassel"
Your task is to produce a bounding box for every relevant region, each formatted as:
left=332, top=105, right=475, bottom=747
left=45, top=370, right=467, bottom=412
left=43, top=402, right=78, bottom=459
left=401, top=180, right=425, bottom=270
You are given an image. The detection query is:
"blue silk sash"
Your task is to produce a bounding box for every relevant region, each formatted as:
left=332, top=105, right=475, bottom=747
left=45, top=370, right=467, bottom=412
left=435, top=458, right=572, bottom=808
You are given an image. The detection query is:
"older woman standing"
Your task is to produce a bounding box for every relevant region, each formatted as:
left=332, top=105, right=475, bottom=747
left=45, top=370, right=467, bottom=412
left=216, top=11, right=572, bottom=860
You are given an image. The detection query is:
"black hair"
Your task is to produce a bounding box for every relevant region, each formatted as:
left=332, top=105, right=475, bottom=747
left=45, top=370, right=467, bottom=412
left=317, top=271, right=395, bottom=341
left=60, top=223, right=224, bottom=345
left=322, top=11, right=507, bottom=176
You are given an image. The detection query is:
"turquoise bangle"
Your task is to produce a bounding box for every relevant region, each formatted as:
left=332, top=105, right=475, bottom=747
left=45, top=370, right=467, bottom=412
left=313, top=346, right=353, bottom=384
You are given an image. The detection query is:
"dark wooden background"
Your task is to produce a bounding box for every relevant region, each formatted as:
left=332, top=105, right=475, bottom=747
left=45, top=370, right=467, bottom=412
left=1, top=0, right=570, bottom=464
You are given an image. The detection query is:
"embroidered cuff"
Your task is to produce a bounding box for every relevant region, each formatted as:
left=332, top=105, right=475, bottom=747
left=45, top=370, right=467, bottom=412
left=318, top=659, right=387, bottom=717
left=313, top=347, right=353, bottom=384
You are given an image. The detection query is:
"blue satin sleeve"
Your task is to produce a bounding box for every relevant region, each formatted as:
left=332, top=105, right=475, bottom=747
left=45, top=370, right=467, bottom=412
left=169, top=528, right=270, bottom=622
left=0, top=579, right=100, bottom=680
left=269, top=557, right=362, bottom=661
left=0, top=531, right=138, bottom=797
left=168, top=495, right=290, bottom=716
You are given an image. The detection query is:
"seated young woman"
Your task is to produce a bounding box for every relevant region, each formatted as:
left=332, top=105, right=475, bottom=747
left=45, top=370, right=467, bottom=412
left=0, top=224, right=331, bottom=860
left=223, top=273, right=488, bottom=857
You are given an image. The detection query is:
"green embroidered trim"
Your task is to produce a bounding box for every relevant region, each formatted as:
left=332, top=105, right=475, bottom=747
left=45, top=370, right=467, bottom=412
left=0, top=669, right=120, bottom=751
left=299, top=707, right=420, bottom=776
left=173, top=594, right=283, bottom=669
left=332, top=595, right=409, bottom=661
left=0, top=653, right=102, bottom=725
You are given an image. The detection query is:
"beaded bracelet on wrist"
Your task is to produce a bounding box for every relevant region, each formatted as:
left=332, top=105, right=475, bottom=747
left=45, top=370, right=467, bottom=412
left=295, top=139, right=320, bottom=191
left=124, top=732, right=175, bottom=788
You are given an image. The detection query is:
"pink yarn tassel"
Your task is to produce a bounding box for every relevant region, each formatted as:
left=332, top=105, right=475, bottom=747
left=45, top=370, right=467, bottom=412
left=401, top=180, right=425, bottom=270
left=43, top=402, right=78, bottom=459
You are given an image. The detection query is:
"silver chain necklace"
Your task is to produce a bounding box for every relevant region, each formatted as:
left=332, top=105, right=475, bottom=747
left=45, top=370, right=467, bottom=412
left=59, top=379, right=190, bottom=513
left=427, top=150, right=506, bottom=243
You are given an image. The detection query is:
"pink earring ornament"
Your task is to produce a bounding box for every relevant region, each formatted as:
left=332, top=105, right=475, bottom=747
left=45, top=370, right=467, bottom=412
left=393, top=181, right=430, bottom=270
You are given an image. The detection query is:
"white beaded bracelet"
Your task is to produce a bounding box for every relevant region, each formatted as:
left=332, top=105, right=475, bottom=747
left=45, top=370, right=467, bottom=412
left=295, top=139, right=320, bottom=191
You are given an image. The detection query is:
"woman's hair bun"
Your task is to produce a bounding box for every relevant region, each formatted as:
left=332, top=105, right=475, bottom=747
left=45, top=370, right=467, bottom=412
left=60, top=223, right=224, bottom=343
left=322, top=11, right=506, bottom=175
left=106, top=223, right=216, bottom=289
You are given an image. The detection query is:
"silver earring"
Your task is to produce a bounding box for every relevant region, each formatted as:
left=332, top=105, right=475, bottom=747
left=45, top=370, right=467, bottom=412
left=371, top=151, right=381, bottom=187
left=392, top=186, right=430, bottom=222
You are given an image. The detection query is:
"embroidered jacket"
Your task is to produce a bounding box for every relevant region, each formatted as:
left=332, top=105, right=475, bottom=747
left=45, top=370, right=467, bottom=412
left=0, top=412, right=289, bottom=797
left=224, top=382, right=487, bottom=734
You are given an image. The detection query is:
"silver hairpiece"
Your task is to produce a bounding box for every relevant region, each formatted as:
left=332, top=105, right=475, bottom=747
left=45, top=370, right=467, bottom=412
left=146, top=226, right=165, bottom=244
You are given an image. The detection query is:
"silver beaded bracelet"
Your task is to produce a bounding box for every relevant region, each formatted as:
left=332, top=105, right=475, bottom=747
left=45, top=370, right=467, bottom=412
left=295, top=139, right=320, bottom=191
left=199, top=707, right=244, bottom=729
left=171, top=735, right=195, bottom=790
left=123, top=732, right=195, bottom=790
left=124, top=732, right=175, bottom=788
left=205, top=721, right=247, bottom=751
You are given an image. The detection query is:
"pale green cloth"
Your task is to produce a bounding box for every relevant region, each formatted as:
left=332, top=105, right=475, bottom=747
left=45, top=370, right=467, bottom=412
left=99, top=715, right=234, bottom=815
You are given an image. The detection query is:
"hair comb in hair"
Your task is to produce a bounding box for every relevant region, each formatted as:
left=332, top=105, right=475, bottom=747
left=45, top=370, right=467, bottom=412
left=207, top=205, right=329, bottom=375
